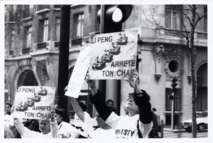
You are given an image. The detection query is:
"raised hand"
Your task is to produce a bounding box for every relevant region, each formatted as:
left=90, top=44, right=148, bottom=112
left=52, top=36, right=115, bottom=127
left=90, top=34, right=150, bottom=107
left=126, top=70, right=140, bottom=90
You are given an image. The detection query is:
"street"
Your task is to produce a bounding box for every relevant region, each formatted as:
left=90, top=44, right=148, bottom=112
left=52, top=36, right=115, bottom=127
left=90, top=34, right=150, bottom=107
left=163, top=131, right=208, bottom=138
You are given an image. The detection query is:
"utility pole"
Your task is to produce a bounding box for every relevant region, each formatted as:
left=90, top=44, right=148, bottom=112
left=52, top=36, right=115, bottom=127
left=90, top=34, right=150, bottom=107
left=57, top=5, right=71, bottom=110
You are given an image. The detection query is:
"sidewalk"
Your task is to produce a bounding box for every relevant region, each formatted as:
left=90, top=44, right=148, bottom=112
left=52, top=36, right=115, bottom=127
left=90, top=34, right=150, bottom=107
left=162, top=125, right=186, bottom=133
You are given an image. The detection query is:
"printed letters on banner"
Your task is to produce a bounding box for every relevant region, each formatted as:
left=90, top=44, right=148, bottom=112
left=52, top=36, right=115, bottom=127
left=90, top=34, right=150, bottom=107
left=88, top=31, right=138, bottom=79
left=12, top=86, right=55, bottom=120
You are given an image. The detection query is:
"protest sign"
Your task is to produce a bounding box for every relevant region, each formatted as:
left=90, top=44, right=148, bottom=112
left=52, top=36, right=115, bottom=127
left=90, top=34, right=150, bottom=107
left=88, top=30, right=138, bottom=79
left=12, top=86, right=55, bottom=120
left=65, top=46, right=90, bottom=98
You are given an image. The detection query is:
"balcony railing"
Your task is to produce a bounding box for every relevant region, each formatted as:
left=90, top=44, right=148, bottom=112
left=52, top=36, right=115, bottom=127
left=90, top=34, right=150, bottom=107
left=197, top=32, right=207, bottom=40
left=54, top=5, right=62, bottom=9
left=37, top=42, right=47, bottom=50
left=164, top=29, right=190, bottom=38
left=37, top=5, right=50, bottom=11
left=156, top=28, right=207, bottom=40
left=22, top=48, right=30, bottom=55
left=54, top=41, right=60, bottom=48
left=71, top=38, right=82, bottom=46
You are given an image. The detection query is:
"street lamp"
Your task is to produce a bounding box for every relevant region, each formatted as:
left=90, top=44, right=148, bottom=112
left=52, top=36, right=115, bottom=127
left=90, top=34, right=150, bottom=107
left=57, top=5, right=70, bottom=110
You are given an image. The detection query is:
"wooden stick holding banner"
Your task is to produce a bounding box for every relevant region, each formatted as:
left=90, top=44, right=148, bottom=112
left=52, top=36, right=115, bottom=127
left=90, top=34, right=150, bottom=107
left=12, top=86, right=56, bottom=120
left=65, top=46, right=90, bottom=98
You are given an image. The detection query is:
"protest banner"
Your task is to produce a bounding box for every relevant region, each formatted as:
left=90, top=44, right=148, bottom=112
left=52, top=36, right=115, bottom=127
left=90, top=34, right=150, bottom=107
left=65, top=46, right=90, bottom=98
left=12, top=86, right=55, bottom=120
left=88, top=30, right=138, bottom=79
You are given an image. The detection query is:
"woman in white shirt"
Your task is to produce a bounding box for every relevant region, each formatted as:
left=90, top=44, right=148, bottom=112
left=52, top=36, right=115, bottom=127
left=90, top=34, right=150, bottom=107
left=13, top=114, right=60, bottom=138
left=87, top=71, right=153, bottom=138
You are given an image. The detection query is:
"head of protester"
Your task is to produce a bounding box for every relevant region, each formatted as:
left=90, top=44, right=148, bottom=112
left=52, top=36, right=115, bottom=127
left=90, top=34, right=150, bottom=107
left=5, top=102, right=12, bottom=115
left=54, top=107, right=78, bottom=138
left=54, top=108, right=70, bottom=124
left=106, top=99, right=114, bottom=107
left=86, top=70, right=153, bottom=138
left=38, top=119, right=51, bottom=134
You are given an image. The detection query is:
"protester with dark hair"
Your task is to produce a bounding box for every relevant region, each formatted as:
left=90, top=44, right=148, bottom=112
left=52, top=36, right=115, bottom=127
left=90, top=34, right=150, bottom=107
left=23, top=119, right=40, bottom=132
left=5, top=103, right=13, bottom=125
left=5, top=102, right=12, bottom=115
left=106, top=99, right=117, bottom=113
left=86, top=70, right=153, bottom=138
left=54, top=107, right=78, bottom=138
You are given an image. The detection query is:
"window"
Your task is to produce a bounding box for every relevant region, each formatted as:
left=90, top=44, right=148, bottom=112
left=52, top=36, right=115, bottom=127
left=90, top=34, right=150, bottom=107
left=55, top=18, right=61, bottom=41
left=165, top=5, right=181, bottom=30
left=11, top=30, right=15, bottom=49
left=25, top=26, right=32, bottom=48
left=197, top=63, right=207, bottom=111
left=39, top=19, right=49, bottom=42
left=23, top=5, right=33, bottom=18
left=76, top=13, right=84, bottom=38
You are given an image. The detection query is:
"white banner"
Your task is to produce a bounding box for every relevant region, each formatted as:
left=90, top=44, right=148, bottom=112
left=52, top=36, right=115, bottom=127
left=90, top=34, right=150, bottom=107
left=65, top=46, right=90, bottom=98
left=12, top=86, right=55, bottom=120
left=88, top=31, right=138, bottom=79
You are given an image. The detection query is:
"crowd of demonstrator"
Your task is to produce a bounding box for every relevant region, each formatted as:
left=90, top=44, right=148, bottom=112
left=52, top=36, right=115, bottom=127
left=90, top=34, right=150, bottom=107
left=4, top=71, right=160, bottom=139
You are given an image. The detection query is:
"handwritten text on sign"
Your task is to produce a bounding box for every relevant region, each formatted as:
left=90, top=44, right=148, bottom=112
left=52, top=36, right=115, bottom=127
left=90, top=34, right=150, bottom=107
left=65, top=46, right=90, bottom=98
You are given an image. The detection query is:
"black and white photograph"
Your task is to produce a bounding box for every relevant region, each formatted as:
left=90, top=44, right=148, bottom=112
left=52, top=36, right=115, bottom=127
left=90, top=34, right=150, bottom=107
left=2, top=0, right=212, bottom=142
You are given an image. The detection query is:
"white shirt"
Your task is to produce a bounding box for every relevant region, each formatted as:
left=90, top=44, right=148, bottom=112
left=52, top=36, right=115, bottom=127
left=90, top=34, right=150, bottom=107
left=106, top=112, right=153, bottom=138
left=83, top=112, right=114, bottom=139
left=74, top=112, right=94, bottom=137
left=4, top=114, right=14, bottom=127
left=14, top=118, right=60, bottom=138
left=89, top=128, right=114, bottom=139
left=58, top=121, right=79, bottom=138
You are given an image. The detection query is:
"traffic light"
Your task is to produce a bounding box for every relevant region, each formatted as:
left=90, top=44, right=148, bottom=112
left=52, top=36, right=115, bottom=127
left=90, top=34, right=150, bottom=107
left=171, top=77, right=178, bottom=91
left=97, top=5, right=133, bottom=33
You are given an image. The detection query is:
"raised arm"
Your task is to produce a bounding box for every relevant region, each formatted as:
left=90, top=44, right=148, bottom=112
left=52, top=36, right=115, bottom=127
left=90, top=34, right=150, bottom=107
left=127, top=71, right=152, bottom=124
left=70, top=97, right=85, bottom=122
left=86, top=80, right=112, bottom=121
left=13, top=118, right=25, bottom=136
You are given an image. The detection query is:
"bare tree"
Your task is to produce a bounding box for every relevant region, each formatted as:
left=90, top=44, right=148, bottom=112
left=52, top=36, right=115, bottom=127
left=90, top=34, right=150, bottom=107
left=5, top=5, right=22, bottom=57
left=141, top=5, right=207, bottom=138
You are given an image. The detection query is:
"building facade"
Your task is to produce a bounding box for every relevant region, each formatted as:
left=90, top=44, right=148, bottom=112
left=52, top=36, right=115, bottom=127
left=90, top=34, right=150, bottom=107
left=4, top=5, right=207, bottom=125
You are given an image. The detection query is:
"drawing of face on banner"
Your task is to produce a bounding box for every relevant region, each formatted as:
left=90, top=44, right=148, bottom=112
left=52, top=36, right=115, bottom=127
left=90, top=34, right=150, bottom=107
left=12, top=86, right=55, bottom=120
left=88, top=30, right=138, bottom=80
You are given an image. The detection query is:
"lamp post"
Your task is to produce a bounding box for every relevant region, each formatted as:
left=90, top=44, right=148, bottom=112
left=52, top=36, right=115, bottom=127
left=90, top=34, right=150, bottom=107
left=57, top=5, right=71, bottom=110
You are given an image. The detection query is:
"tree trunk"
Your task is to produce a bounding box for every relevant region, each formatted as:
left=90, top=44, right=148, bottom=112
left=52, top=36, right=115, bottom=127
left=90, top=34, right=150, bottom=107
left=190, top=53, right=197, bottom=138
left=190, top=5, right=197, bottom=138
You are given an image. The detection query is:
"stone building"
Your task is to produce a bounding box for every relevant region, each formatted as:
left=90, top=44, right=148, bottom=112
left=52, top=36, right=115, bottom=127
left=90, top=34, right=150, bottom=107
left=4, top=5, right=207, bottom=125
